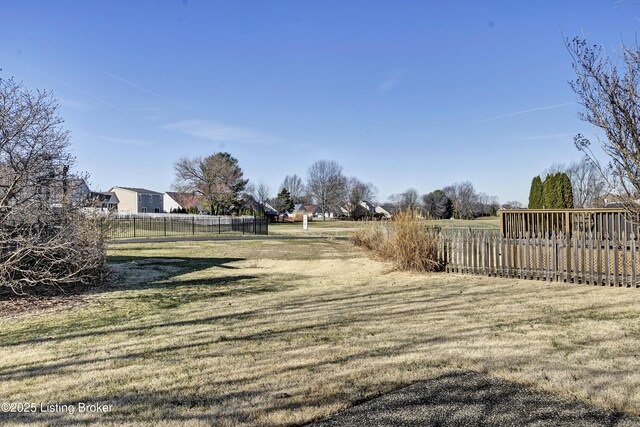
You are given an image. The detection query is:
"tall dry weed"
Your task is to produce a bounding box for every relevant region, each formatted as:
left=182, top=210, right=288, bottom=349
left=351, top=210, right=440, bottom=272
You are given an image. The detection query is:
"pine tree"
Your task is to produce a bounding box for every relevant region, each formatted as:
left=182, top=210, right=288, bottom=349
left=528, top=176, right=543, bottom=209
left=542, top=174, right=557, bottom=208
left=273, top=187, right=294, bottom=214
left=557, top=172, right=574, bottom=208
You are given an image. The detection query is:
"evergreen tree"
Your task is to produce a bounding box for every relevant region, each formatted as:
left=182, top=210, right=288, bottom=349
left=557, top=172, right=574, bottom=208
left=528, top=176, right=543, bottom=209
left=542, top=174, right=557, bottom=208
left=273, top=187, right=294, bottom=214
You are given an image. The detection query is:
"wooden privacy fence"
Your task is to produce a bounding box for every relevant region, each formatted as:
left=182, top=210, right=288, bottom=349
left=439, top=231, right=639, bottom=288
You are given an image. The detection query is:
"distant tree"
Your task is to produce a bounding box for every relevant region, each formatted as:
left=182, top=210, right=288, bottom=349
left=273, top=187, right=294, bottom=215
left=346, top=177, right=377, bottom=219
left=422, top=190, right=453, bottom=219
left=475, top=193, right=500, bottom=217
left=502, top=200, right=523, bottom=209
left=443, top=182, right=478, bottom=219
left=172, top=152, right=248, bottom=215
left=389, top=188, right=420, bottom=212
left=306, top=160, right=347, bottom=220
left=567, top=156, right=607, bottom=208
left=281, top=174, right=308, bottom=204
left=528, top=176, right=543, bottom=209
left=247, top=181, right=271, bottom=218
left=568, top=37, right=640, bottom=215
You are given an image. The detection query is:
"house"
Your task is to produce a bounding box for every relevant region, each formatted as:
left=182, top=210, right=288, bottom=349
left=304, top=204, right=322, bottom=218
left=164, top=192, right=184, bottom=213
left=165, top=192, right=207, bottom=213
left=88, top=191, right=119, bottom=211
left=109, top=187, right=164, bottom=214
left=287, top=204, right=309, bottom=221
left=374, top=205, right=392, bottom=219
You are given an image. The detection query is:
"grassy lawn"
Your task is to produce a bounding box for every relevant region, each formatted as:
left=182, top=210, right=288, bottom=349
left=2, top=237, right=640, bottom=426
left=269, top=217, right=499, bottom=237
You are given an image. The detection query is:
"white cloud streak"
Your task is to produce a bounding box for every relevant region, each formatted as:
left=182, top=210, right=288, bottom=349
left=471, top=102, right=576, bottom=124
left=102, top=70, right=187, bottom=109
left=164, top=119, right=264, bottom=143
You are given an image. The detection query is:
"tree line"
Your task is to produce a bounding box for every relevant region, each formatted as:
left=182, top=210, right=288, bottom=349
left=526, top=156, right=608, bottom=209
left=172, top=153, right=513, bottom=220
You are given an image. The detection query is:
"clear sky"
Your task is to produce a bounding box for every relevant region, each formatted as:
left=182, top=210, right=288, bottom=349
left=1, top=0, right=638, bottom=204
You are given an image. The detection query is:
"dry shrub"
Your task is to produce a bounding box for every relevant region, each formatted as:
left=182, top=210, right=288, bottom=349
left=0, top=212, right=108, bottom=295
left=351, top=209, right=441, bottom=272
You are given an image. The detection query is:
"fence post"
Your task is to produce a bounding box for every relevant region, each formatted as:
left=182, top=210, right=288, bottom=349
left=614, top=234, right=619, bottom=287
left=631, top=232, right=637, bottom=288
left=192, top=216, right=195, bottom=235
left=242, top=218, right=245, bottom=235
left=218, top=217, right=221, bottom=234
left=133, top=217, right=136, bottom=238
left=551, top=231, right=557, bottom=282
left=164, top=217, right=167, bottom=237
left=622, top=232, right=628, bottom=287
left=605, top=232, right=611, bottom=286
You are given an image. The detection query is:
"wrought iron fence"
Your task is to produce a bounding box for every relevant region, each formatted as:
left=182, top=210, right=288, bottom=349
left=103, top=216, right=268, bottom=239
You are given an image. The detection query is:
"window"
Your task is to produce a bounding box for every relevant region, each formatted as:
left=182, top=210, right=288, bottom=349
left=138, top=194, right=142, bottom=203
left=149, top=195, right=153, bottom=203
left=141, top=207, right=147, bottom=213
left=155, top=208, right=160, bottom=213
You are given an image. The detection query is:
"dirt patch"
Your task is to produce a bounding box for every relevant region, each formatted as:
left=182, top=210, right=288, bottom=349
left=109, top=262, right=183, bottom=286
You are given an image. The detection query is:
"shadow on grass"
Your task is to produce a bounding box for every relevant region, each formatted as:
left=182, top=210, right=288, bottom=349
left=0, top=255, right=249, bottom=302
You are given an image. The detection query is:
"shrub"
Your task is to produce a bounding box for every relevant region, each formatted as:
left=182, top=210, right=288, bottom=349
left=0, top=212, right=108, bottom=294
left=351, top=209, right=441, bottom=272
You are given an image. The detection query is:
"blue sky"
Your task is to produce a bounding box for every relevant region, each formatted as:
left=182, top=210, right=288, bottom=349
left=1, top=0, right=638, bottom=204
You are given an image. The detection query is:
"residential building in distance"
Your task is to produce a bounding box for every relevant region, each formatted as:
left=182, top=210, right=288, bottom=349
left=109, top=187, right=164, bottom=214
left=88, top=191, right=119, bottom=211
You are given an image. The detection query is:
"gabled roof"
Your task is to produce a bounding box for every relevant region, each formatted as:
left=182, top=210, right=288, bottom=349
left=304, top=204, right=320, bottom=214
left=164, top=192, right=204, bottom=209
left=111, top=186, right=163, bottom=195
left=293, top=204, right=308, bottom=212
left=89, top=191, right=119, bottom=203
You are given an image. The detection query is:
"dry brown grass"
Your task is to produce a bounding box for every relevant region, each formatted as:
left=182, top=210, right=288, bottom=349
left=352, top=210, right=440, bottom=271
left=1, top=238, right=640, bottom=426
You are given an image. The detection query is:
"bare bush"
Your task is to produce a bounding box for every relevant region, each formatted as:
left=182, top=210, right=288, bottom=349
left=0, top=213, right=108, bottom=294
left=0, top=77, right=107, bottom=294
left=351, top=210, right=440, bottom=272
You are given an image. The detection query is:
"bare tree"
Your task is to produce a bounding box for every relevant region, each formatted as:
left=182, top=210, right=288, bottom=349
left=0, top=77, right=106, bottom=293
left=306, top=160, right=346, bottom=220
left=173, top=152, right=248, bottom=215
left=566, top=156, right=607, bottom=208
left=567, top=37, right=640, bottom=214
left=346, top=177, right=377, bottom=220
left=281, top=174, right=307, bottom=204
left=247, top=181, right=271, bottom=217
left=502, top=200, right=523, bottom=209
left=443, top=182, right=478, bottom=219
left=389, top=188, right=420, bottom=212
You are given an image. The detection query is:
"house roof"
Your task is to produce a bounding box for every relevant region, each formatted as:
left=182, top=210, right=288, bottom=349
left=293, top=204, right=308, bottom=212
left=112, top=186, right=163, bottom=195
left=304, top=204, right=319, bottom=213
left=164, top=192, right=204, bottom=209
left=89, top=191, right=119, bottom=203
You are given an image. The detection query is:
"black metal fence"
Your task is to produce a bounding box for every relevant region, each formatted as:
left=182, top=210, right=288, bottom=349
left=103, top=216, right=268, bottom=239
